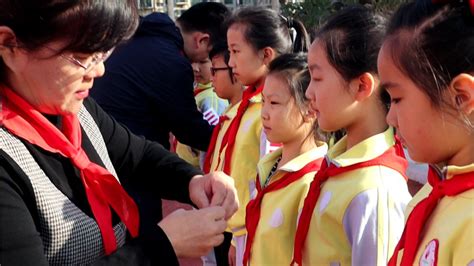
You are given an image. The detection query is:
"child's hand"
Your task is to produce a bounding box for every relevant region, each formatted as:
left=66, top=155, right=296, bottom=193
left=228, top=245, right=236, bottom=266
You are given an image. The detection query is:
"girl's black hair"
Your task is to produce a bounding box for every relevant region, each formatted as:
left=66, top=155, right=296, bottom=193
left=268, top=53, right=325, bottom=142
left=226, top=6, right=310, bottom=54
left=385, top=0, right=474, bottom=110
left=315, top=5, right=387, bottom=82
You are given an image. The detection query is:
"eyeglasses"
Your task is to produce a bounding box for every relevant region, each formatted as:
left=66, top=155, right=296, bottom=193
left=3, top=43, right=113, bottom=73
left=210, top=66, right=232, bottom=76
left=59, top=49, right=114, bottom=73
left=39, top=45, right=113, bottom=74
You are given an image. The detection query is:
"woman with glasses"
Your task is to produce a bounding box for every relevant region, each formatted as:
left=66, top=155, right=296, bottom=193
left=0, top=1, right=238, bottom=265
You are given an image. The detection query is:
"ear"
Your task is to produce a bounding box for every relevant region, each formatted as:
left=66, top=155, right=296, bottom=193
left=0, top=26, right=17, bottom=47
left=195, top=32, right=210, bottom=49
left=450, top=73, right=474, bottom=114
left=350, top=72, right=375, bottom=101
left=303, top=109, right=317, bottom=122
left=0, top=26, right=25, bottom=72
left=261, top=47, right=275, bottom=66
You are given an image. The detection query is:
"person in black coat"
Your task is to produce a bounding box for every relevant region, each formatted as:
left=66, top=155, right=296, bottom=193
left=91, top=3, right=230, bottom=151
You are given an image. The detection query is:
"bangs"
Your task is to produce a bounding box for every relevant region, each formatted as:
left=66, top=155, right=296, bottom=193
left=58, top=0, right=139, bottom=53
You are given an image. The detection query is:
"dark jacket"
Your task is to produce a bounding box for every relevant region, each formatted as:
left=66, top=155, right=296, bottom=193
left=0, top=98, right=200, bottom=265
left=91, top=13, right=213, bottom=151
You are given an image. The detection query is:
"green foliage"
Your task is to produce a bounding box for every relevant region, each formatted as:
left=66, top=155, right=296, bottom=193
left=281, top=0, right=333, bottom=32
left=281, top=0, right=409, bottom=33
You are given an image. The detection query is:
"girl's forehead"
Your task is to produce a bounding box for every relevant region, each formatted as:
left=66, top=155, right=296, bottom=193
left=228, top=24, right=248, bottom=43
left=229, top=22, right=247, bottom=34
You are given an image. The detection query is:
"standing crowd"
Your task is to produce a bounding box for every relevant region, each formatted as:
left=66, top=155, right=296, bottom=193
left=0, top=0, right=473, bottom=265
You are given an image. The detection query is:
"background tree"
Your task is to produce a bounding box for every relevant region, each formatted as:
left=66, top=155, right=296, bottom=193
left=281, top=0, right=408, bottom=35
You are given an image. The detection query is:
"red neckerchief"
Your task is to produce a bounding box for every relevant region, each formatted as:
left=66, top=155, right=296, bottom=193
left=0, top=86, right=139, bottom=255
left=291, top=145, right=408, bottom=265
left=193, top=88, right=206, bottom=97
left=203, top=115, right=229, bottom=173
left=243, top=158, right=324, bottom=265
left=388, top=166, right=474, bottom=266
left=220, top=84, right=263, bottom=175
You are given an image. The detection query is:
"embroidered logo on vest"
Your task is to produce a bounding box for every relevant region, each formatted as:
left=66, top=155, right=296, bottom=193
left=419, top=239, right=439, bottom=266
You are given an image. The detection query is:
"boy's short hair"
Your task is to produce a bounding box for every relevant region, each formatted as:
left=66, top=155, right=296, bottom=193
left=209, top=40, right=230, bottom=64
left=177, top=2, right=230, bottom=47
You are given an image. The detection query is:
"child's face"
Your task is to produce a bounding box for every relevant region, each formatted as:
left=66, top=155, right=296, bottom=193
left=227, top=24, right=268, bottom=86
left=378, top=42, right=467, bottom=165
left=262, top=74, right=312, bottom=145
left=210, top=55, right=233, bottom=99
left=192, top=58, right=212, bottom=84
left=306, top=40, right=355, bottom=132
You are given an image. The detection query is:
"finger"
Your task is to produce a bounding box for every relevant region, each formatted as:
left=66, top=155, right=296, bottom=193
left=220, top=188, right=239, bottom=220
left=213, top=219, right=227, bottom=234
left=203, top=206, right=226, bottom=222
left=192, top=189, right=211, bottom=209
left=210, top=233, right=225, bottom=247
left=209, top=182, right=226, bottom=207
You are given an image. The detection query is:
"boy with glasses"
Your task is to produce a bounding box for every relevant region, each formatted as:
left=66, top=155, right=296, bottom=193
left=175, top=57, right=228, bottom=168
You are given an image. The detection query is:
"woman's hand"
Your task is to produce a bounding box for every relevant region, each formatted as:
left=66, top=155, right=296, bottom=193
left=188, top=172, right=239, bottom=220
left=158, top=207, right=226, bottom=258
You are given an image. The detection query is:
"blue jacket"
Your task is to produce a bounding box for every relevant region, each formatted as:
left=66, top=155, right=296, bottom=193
left=91, top=13, right=212, bottom=151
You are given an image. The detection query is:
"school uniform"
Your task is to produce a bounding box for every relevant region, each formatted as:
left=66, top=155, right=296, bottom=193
left=209, top=94, right=268, bottom=236
left=246, top=144, right=328, bottom=265
left=390, top=164, right=474, bottom=266
left=176, top=82, right=228, bottom=167
left=203, top=85, right=271, bottom=266
left=298, top=127, right=412, bottom=265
